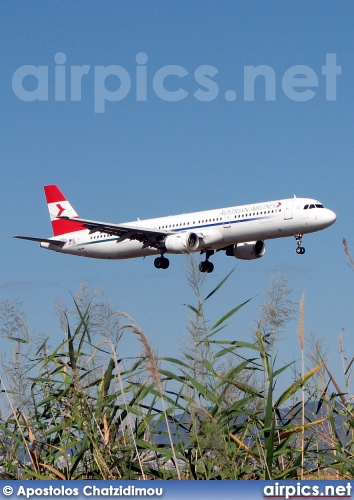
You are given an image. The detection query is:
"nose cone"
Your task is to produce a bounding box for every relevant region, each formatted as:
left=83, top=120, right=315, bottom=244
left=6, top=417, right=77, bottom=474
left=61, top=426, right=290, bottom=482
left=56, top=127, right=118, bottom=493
left=325, top=209, right=337, bottom=227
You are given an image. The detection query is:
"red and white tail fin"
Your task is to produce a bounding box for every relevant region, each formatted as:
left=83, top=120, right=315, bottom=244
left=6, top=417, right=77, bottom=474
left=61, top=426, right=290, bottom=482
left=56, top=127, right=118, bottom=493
left=44, top=185, right=85, bottom=236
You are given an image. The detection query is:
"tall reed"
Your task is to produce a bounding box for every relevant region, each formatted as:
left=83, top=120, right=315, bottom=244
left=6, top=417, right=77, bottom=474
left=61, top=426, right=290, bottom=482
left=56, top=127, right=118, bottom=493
left=0, top=266, right=352, bottom=479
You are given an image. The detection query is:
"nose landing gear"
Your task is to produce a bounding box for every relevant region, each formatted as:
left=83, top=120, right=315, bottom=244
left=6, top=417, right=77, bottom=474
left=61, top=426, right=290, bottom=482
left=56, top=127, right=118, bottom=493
left=295, top=234, right=305, bottom=254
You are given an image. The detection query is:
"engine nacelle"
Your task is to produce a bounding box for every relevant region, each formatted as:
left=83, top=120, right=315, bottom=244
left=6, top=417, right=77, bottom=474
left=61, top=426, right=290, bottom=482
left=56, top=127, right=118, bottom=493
left=227, top=240, right=266, bottom=260
left=164, top=232, right=199, bottom=254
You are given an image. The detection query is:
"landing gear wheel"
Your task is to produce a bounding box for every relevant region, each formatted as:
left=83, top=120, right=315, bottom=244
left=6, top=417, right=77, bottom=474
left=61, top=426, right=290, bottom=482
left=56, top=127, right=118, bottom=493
left=161, top=257, right=170, bottom=269
left=296, top=247, right=305, bottom=255
left=154, top=256, right=170, bottom=269
left=199, top=261, right=208, bottom=273
left=207, top=262, right=214, bottom=273
left=199, top=261, right=214, bottom=273
left=154, top=257, right=163, bottom=269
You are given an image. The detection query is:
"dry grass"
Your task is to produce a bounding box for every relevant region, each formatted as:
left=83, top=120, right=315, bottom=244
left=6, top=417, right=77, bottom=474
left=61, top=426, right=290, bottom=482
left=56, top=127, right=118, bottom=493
left=0, top=267, right=352, bottom=480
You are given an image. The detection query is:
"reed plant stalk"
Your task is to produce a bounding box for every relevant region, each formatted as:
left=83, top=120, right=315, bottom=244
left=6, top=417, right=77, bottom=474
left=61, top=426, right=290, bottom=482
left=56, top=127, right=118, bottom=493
left=0, top=264, right=352, bottom=479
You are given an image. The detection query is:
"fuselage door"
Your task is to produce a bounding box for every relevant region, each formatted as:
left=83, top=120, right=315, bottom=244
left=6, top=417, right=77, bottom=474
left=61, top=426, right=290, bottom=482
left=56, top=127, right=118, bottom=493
left=76, top=231, right=85, bottom=250
left=223, top=215, right=231, bottom=228
left=284, top=199, right=295, bottom=220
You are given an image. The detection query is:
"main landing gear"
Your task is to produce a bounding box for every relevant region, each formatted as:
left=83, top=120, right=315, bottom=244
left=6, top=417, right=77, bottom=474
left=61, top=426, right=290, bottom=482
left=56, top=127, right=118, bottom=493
left=154, top=252, right=215, bottom=272
left=295, top=234, right=305, bottom=255
left=199, top=261, right=214, bottom=273
left=154, top=256, right=170, bottom=269
left=199, top=250, right=214, bottom=273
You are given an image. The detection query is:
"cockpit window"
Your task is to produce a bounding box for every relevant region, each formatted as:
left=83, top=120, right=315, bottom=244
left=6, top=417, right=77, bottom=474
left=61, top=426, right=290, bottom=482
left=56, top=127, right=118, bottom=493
left=309, top=204, right=315, bottom=209
left=316, top=204, right=324, bottom=208
left=304, top=204, right=309, bottom=209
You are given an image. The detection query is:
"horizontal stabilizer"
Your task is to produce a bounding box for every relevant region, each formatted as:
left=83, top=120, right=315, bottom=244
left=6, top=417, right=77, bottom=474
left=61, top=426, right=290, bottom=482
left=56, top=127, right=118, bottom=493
left=13, top=236, right=66, bottom=248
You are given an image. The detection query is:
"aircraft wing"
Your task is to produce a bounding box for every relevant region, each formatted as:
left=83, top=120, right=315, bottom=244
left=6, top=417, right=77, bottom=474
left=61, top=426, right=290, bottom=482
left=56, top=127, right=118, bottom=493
left=58, top=216, right=171, bottom=248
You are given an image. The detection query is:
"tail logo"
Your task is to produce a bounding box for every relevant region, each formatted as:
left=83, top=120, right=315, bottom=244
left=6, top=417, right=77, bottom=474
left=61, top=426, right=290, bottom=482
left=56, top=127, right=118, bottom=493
left=56, top=204, right=65, bottom=217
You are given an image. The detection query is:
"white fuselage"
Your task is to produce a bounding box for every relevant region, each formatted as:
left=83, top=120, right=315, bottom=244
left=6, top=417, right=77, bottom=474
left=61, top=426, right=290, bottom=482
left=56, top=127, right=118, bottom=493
left=40, top=197, right=336, bottom=260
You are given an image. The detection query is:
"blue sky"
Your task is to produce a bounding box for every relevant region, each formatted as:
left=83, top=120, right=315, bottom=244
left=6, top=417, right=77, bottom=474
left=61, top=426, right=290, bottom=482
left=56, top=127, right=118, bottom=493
left=0, top=2, right=353, bottom=393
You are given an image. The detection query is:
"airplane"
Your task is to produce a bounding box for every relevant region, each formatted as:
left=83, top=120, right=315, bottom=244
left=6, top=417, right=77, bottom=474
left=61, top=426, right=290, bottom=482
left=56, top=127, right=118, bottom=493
left=14, top=185, right=336, bottom=273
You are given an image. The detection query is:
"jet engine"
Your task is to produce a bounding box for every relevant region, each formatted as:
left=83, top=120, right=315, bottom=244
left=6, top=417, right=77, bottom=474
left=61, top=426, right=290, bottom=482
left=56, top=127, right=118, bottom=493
left=164, top=232, right=199, bottom=254
left=226, top=240, right=266, bottom=260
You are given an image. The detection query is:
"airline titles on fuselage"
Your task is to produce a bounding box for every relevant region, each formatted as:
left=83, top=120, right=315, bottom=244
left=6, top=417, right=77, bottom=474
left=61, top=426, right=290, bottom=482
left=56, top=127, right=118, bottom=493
left=219, top=201, right=282, bottom=217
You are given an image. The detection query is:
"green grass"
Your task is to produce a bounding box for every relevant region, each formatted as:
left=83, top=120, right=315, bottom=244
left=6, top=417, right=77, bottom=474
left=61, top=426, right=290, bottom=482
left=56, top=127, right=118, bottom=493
left=0, top=266, right=352, bottom=480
